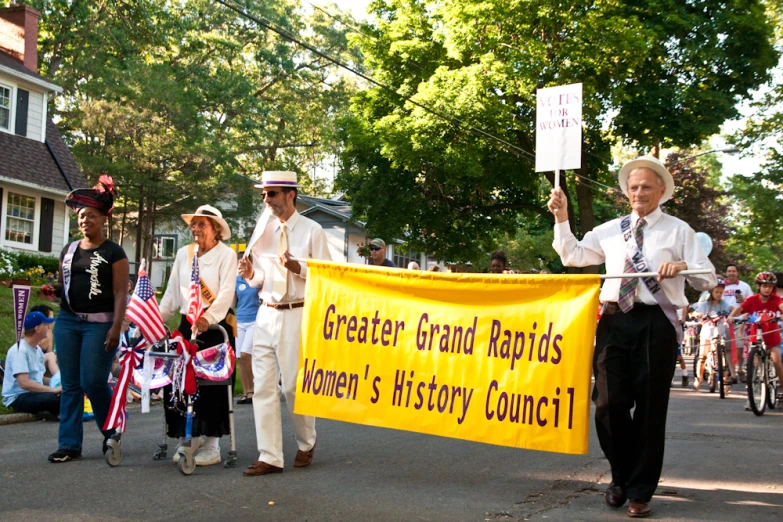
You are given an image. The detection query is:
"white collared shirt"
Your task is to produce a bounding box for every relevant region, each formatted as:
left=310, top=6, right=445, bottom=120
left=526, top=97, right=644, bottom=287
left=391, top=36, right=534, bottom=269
left=245, top=210, right=332, bottom=304
left=552, top=206, right=716, bottom=308
left=159, top=241, right=238, bottom=325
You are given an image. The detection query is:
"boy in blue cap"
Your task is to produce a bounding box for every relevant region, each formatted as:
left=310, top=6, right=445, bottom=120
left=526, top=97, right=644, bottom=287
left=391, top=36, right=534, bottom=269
left=2, top=311, right=61, bottom=415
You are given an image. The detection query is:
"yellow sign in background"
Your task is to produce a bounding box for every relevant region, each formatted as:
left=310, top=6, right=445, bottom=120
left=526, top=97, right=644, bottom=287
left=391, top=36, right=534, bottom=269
left=295, top=261, right=600, bottom=455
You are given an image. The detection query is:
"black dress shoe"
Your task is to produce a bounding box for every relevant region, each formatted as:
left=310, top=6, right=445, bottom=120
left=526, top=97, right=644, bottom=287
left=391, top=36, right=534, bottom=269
left=605, top=484, right=627, bottom=508
left=627, top=500, right=651, bottom=518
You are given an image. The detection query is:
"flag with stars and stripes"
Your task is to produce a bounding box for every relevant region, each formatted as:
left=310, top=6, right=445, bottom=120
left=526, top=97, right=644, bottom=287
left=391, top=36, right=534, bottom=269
left=126, top=260, right=166, bottom=344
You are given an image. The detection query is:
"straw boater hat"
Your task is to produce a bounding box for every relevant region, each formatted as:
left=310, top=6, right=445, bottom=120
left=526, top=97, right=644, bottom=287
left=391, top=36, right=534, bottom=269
left=617, top=155, right=675, bottom=205
left=181, top=204, right=231, bottom=241
left=254, top=171, right=303, bottom=189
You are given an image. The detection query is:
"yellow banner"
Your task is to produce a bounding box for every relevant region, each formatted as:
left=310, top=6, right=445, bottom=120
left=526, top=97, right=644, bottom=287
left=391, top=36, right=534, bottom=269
left=295, top=261, right=600, bottom=455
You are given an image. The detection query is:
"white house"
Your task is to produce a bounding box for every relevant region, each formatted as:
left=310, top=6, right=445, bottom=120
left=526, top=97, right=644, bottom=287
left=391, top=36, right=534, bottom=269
left=119, top=192, right=440, bottom=289
left=0, top=4, right=88, bottom=257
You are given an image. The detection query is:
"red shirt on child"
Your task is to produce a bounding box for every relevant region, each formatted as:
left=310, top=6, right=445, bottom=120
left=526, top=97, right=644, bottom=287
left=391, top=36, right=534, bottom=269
left=740, top=294, right=783, bottom=347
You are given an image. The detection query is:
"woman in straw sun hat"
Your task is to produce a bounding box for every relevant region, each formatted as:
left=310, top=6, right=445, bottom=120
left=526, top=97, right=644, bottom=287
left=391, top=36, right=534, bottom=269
left=159, top=204, right=238, bottom=467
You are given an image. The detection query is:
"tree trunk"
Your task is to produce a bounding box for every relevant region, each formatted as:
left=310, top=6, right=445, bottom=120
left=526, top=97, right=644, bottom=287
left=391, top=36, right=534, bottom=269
left=135, top=189, right=145, bottom=266
left=118, top=196, right=128, bottom=247
left=146, top=198, right=157, bottom=278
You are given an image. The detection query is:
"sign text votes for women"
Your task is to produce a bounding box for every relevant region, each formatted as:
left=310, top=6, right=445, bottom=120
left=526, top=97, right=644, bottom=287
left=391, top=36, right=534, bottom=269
left=295, top=262, right=600, bottom=454
left=535, top=82, right=583, bottom=173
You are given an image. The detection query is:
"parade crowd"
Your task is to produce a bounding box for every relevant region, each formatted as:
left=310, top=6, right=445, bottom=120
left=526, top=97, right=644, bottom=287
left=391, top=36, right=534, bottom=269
left=2, top=157, right=781, bottom=520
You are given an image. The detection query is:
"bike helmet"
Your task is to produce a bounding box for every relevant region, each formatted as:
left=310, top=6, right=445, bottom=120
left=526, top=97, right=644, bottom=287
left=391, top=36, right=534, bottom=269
left=754, top=271, right=777, bottom=285
left=715, top=277, right=725, bottom=287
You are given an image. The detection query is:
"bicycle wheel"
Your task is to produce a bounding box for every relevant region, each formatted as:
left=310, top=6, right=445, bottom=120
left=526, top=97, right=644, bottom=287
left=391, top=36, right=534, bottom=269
left=766, top=359, right=777, bottom=409
left=747, top=347, right=766, bottom=416
left=717, top=344, right=725, bottom=399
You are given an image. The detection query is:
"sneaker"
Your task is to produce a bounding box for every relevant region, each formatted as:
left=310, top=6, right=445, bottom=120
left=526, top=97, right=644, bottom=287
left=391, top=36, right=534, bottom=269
left=194, top=447, right=221, bottom=466
left=48, top=449, right=81, bottom=463
left=744, top=401, right=752, bottom=411
left=681, top=375, right=689, bottom=388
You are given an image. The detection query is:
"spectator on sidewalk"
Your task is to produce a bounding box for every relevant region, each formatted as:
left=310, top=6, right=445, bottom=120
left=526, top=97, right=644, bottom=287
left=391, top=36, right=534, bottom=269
left=369, top=239, right=397, bottom=268
left=2, top=311, right=61, bottom=415
left=490, top=251, right=507, bottom=274
left=236, top=250, right=261, bottom=405
left=723, top=263, right=753, bottom=380
left=29, top=304, right=60, bottom=384
left=407, top=261, right=420, bottom=270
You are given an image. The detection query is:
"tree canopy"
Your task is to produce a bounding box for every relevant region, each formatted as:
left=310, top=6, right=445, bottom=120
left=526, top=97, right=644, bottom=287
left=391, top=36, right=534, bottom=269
left=336, top=0, right=778, bottom=263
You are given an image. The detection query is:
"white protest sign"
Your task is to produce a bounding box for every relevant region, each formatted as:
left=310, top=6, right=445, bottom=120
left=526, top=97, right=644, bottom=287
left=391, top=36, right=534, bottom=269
left=535, top=83, right=583, bottom=187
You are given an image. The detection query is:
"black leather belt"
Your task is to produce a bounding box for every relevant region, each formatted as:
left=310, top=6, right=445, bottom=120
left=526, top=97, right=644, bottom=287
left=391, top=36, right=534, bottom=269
left=264, top=301, right=304, bottom=310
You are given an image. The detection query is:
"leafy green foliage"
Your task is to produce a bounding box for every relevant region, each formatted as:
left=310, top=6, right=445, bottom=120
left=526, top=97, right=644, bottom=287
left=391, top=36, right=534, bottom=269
left=337, top=0, right=778, bottom=262
left=27, top=0, right=358, bottom=255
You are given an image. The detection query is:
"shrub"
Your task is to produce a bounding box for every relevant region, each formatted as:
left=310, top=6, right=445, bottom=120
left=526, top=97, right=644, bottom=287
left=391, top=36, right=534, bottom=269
left=14, top=251, right=59, bottom=274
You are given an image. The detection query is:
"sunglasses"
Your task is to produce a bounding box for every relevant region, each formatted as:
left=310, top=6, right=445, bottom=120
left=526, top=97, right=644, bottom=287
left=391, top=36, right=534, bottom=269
left=369, top=246, right=382, bottom=251
left=262, top=190, right=282, bottom=199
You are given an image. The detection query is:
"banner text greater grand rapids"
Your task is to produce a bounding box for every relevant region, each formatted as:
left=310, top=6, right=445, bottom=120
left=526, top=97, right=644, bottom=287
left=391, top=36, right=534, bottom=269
left=300, top=304, right=576, bottom=430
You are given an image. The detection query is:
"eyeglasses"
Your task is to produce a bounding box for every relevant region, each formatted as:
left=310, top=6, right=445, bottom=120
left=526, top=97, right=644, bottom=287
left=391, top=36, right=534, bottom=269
left=369, top=246, right=382, bottom=251
left=262, top=191, right=281, bottom=199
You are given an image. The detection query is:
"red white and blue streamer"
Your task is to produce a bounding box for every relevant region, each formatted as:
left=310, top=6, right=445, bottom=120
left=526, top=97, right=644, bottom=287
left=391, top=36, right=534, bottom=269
left=103, top=332, right=147, bottom=432
left=193, top=343, right=235, bottom=381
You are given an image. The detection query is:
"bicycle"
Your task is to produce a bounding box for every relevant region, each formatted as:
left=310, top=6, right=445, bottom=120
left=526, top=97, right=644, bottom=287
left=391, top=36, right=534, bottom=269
left=690, top=312, right=733, bottom=397
left=735, top=314, right=782, bottom=416
left=683, top=319, right=700, bottom=357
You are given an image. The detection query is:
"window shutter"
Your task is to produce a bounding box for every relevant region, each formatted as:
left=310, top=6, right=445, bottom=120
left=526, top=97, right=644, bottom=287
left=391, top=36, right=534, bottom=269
left=38, top=197, right=54, bottom=252
left=15, top=88, right=29, bottom=137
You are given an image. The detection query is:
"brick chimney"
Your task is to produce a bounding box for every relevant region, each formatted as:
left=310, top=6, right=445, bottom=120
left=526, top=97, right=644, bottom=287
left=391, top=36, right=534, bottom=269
left=0, top=3, right=40, bottom=73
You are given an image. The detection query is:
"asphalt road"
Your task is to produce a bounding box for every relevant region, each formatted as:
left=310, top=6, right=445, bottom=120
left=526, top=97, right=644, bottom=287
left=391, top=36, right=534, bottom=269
left=1, top=357, right=781, bottom=522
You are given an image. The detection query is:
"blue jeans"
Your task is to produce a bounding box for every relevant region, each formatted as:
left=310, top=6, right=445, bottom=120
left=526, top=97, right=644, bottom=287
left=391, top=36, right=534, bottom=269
left=55, top=310, right=117, bottom=451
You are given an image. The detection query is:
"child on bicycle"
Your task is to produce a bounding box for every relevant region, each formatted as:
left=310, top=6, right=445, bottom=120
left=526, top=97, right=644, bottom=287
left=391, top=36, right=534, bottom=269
left=692, top=278, right=733, bottom=390
left=728, top=272, right=783, bottom=401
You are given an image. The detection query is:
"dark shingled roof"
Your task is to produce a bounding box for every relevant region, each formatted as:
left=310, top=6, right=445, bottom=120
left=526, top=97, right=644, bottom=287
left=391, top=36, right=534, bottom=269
left=0, top=118, right=88, bottom=193
left=0, top=51, right=60, bottom=90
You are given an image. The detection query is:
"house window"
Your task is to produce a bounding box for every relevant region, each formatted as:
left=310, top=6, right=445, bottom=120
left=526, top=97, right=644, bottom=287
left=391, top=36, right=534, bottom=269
left=0, top=85, right=10, bottom=130
left=5, top=192, right=36, bottom=245
left=393, top=247, right=420, bottom=269
left=155, top=236, right=177, bottom=259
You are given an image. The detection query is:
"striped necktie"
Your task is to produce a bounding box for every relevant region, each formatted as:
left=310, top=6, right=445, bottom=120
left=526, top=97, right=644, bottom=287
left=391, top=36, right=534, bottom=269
left=618, top=218, right=646, bottom=313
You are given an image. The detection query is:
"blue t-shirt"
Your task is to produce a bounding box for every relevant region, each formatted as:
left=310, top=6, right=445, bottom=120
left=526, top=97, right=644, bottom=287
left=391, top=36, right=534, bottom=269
left=695, top=299, right=731, bottom=315
left=2, top=340, right=46, bottom=407
left=235, top=275, right=260, bottom=323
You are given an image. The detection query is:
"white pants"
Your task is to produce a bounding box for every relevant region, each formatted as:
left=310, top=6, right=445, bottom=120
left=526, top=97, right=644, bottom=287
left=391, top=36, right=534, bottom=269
left=236, top=321, right=256, bottom=355
left=251, top=306, right=315, bottom=467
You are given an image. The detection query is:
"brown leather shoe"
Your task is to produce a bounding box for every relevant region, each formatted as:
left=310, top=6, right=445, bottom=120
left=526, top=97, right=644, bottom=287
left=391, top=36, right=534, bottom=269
left=605, top=484, right=627, bottom=508
left=626, top=500, right=651, bottom=518
left=243, top=461, right=283, bottom=476
left=294, top=443, right=316, bottom=468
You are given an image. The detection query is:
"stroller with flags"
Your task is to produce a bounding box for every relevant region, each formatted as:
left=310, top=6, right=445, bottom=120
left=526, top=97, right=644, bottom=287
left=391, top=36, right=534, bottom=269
left=104, top=324, right=238, bottom=475
left=103, top=256, right=238, bottom=475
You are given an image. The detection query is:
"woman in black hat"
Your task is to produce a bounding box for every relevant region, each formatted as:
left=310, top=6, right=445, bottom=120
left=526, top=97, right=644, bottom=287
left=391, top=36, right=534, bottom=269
left=49, top=175, right=129, bottom=463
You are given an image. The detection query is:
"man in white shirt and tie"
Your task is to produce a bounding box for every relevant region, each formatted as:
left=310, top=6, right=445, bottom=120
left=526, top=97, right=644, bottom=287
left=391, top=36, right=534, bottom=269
left=238, top=171, right=332, bottom=477
left=547, top=156, right=716, bottom=518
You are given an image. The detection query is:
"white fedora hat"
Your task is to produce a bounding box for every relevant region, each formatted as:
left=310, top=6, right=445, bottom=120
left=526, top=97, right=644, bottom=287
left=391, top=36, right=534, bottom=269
left=181, top=204, right=231, bottom=241
left=254, top=171, right=302, bottom=189
left=618, top=155, right=675, bottom=204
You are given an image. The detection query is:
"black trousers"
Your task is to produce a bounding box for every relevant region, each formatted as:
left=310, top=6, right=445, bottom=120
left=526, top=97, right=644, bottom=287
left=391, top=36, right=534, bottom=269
left=164, top=315, right=235, bottom=439
left=593, top=303, right=678, bottom=502
left=12, top=391, right=60, bottom=416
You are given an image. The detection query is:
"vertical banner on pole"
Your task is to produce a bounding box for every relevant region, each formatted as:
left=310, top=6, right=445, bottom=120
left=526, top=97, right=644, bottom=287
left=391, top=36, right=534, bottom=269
left=13, top=285, right=31, bottom=344
left=535, top=83, right=583, bottom=186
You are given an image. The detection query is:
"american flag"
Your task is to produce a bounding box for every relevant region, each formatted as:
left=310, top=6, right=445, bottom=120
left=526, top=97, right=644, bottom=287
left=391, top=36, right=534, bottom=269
left=126, top=260, right=166, bottom=344
left=186, top=248, right=203, bottom=326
